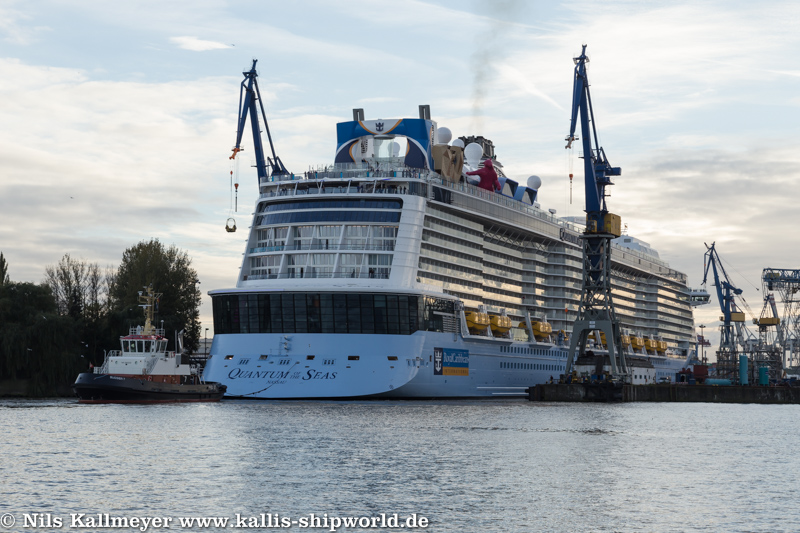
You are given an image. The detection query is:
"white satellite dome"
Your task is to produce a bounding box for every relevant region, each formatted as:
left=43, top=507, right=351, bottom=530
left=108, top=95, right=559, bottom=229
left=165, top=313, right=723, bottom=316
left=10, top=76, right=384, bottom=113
left=437, top=127, right=452, bottom=144
left=527, top=175, right=542, bottom=190
left=451, top=138, right=465, bottom=148
left=464, top=143, right=483, bottom=167
left=391, top=141, right=401, bottom=157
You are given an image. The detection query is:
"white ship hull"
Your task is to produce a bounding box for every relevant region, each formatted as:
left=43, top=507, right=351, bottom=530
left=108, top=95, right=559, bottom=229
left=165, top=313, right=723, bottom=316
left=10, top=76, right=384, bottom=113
left=204, top=331, right=689, bottom=399
left=205, top=333, right=423, bottom=399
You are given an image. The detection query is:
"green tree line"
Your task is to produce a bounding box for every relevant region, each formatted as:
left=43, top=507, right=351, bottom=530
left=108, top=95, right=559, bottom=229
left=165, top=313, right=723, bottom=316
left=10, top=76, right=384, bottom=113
left=0, top=240, right=202, bottom=397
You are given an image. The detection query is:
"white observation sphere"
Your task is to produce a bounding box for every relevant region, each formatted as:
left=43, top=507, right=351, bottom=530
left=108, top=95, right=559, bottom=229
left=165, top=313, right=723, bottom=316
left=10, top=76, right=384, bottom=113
left=464, top=143, right=483, bottom=167
left=451, top=138, right=465, bottom=148
left=527, top=175, right=542, bottom=190
left=437, top=127, right=452, bottom=144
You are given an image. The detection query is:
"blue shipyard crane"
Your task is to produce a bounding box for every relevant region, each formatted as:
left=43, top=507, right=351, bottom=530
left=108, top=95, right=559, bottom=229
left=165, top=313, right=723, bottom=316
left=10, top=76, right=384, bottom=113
left=563, top=45, right=628, bottom=379
left=702, top=242, right=751, bottom=380
left=230, top=59, right=289, bottom=180
left=702, top=242, right=746, bottom=349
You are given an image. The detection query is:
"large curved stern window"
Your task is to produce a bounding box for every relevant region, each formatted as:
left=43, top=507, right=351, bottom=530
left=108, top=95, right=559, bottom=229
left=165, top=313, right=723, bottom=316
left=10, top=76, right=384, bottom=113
left=213, top=292, right=456, bottom=335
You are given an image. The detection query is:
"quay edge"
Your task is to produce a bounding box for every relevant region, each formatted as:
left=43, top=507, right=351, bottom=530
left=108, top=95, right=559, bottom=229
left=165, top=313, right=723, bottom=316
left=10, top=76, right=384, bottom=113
left=528, top=383, right=800, bottom=404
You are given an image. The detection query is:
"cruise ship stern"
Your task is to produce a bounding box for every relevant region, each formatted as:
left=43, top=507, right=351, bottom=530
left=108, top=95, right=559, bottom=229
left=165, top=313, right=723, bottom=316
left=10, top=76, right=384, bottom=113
left=204, top=332, right=425, bottom=399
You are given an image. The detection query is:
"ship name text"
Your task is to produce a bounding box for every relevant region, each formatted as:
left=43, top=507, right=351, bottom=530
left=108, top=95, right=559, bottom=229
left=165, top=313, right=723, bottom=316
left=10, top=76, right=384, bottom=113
left=227, top=368, right=338, bottom=381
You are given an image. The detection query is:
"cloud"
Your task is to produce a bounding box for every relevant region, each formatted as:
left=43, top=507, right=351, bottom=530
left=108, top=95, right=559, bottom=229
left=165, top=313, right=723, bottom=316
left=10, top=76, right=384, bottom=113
left=492, top=63, right=563, bottom=111
left=169, top=35, right=230, bottom=51
left=0, top=4, right=50, bottom=45
left=357, top=97, right=402, bottom=105
left=768, top=70, right=800, bottom=78
left=0, top=58, right=235, bottom=272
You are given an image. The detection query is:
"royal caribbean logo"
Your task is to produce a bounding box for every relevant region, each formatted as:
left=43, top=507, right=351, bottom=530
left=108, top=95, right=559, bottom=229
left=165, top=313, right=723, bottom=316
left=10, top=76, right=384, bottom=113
left=433, top=347, right=469, bottom=376
left=375, top=122, right=384, bottom=132
left=559, top=227, right=581, bottom=246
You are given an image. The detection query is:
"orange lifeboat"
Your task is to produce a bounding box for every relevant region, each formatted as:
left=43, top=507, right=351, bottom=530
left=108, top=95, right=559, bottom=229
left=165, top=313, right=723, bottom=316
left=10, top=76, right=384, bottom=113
left=631, top=336, right=645, bottom=350
left=490, top=315, right=512, bottom=334
left=588, top=331, right=607, bottom=346
left=532, top=321, right=553, bottom=341
left=466, top=312, right=490, bottom=331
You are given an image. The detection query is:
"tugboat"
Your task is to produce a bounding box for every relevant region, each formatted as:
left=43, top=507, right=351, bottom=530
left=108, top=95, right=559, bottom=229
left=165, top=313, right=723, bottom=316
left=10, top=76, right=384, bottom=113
left=73, top=286, right=226, bottom=403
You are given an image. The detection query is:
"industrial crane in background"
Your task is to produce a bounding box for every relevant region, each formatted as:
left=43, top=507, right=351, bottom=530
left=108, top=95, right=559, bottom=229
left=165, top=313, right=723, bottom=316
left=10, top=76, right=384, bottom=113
left=702, top=242, right=746, bottom=365
left=762, top=268, right=800, bottom=373
left=702, top=242, right=785, bottom=383
left=700, top=243, right=793, bottom=384
left=563, top=45, right=628, bottom=379
left=230, top=59, right=290, bottom=181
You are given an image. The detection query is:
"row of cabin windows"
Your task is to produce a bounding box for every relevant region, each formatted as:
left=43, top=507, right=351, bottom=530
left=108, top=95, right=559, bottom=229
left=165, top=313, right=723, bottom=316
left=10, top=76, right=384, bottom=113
left=258, top=198, right=403, bottom=213
left=122, top=340, right=167, bottom=353
left=501, top=361, right=564, bottom=372
left=501, top=346, right=566, bottom=357
left=231, top=355, right=368, bottom=365
left=212, top=292, right=455, bottom=335
left=255, top=211, right=401, bottom=226
left=256, top=225, right=398, bottom=248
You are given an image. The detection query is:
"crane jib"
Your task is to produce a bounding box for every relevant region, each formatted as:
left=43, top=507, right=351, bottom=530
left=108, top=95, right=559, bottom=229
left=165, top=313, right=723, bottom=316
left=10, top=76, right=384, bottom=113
left=566, top=45, right=621, bottom=236
left=231, top=59, right=290, bottom=180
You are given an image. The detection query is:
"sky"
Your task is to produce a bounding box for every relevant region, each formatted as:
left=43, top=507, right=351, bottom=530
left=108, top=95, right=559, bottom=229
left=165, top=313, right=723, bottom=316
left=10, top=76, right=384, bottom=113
left=1, top=0, right=798, bottom=353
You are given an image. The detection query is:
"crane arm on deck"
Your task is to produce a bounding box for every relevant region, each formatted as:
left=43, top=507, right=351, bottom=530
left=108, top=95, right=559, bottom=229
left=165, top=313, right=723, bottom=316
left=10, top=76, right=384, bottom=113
left=230, top=59, right=289, bottom=179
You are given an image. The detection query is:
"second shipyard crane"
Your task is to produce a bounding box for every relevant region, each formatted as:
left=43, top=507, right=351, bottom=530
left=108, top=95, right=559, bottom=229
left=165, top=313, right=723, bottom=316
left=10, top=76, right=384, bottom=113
left=702, top=242, right=750, bottom=382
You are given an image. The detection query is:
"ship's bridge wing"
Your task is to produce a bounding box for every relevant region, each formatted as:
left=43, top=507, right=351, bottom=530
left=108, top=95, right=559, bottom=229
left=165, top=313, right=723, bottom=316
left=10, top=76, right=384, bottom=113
left=335, top=118, right=436, bottom=170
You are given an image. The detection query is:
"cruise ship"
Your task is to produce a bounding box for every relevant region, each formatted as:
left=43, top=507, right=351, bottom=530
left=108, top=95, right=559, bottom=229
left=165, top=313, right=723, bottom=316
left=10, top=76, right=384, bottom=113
left=203, top=95, right=701, bottom=398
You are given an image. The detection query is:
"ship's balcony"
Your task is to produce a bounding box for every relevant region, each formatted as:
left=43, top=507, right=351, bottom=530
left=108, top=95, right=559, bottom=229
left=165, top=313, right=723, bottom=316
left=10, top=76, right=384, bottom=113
left=245, top=269, right=391, bottom=281
left=264, top=162, right=434, bottom=182
left=249, top=243, right=396, bottom=254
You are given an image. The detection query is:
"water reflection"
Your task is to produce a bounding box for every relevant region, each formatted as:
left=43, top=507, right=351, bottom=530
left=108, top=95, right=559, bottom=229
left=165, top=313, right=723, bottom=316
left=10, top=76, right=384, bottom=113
left=2, top=400, right=799, bottom=532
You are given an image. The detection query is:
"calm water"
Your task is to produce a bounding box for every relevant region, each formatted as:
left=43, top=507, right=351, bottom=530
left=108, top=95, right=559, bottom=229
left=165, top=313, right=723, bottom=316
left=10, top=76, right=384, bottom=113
left=1, top=399, right=799, bottom=532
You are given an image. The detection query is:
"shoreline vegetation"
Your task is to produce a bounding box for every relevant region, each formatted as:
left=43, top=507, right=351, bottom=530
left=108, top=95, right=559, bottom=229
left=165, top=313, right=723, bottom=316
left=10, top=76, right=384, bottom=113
left=0, top=241, right=202, bottom=398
